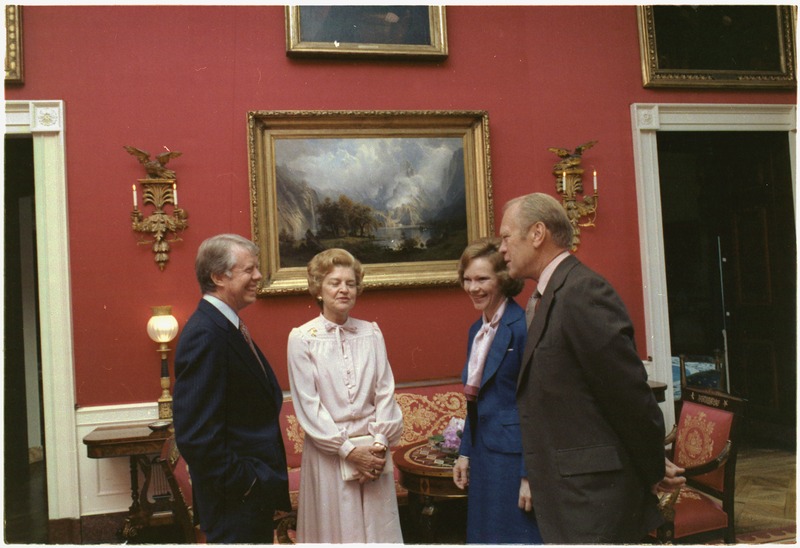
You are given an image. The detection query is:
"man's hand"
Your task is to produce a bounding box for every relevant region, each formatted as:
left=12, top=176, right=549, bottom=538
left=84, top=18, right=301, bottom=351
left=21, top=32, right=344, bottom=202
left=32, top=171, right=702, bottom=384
left=518, top=477, right=533, bottom=512
left=452, top=456, right=469, bottom=490
left=652, top=457, right=686, bottom=495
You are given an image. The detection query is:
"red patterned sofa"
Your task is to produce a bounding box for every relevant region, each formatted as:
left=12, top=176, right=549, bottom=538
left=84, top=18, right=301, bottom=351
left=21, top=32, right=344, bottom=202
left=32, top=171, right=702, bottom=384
left=279, top=378, right=467, bottom=510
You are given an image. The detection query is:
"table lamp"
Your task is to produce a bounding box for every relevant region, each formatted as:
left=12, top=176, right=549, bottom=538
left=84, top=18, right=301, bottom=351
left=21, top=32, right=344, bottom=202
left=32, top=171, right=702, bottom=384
left=147, top=306, right=179, bottom=420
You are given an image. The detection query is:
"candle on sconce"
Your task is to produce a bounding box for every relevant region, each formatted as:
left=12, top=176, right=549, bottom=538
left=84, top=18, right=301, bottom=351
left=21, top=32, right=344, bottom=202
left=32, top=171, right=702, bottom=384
left=562, top=171, right=566, bottom=189
left=593, top=170, right=598, bottom=192
left=173, top=183, right=178, bottom=206
left=132, top=184, right=137, bottom=208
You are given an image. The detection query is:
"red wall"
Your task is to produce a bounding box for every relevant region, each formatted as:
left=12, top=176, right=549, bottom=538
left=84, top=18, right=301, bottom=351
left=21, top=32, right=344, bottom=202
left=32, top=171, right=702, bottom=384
left=8, top=6, right=794, bottom=407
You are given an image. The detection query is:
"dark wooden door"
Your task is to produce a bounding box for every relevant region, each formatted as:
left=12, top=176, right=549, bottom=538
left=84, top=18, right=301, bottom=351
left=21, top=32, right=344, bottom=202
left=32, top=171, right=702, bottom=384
left=658, top=131, right=795, bottom=427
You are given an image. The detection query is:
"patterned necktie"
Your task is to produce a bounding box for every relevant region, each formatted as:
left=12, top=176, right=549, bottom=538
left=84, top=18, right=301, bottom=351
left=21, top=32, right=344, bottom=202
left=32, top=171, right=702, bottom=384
left=525, top=291, right=541, bottom=328
left=239, top=321, right=267, bottom=377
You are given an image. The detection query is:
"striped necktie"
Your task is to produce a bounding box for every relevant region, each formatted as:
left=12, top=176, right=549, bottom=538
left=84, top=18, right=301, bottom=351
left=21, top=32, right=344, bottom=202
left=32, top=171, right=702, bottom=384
left=239, top=321, right=267, bottom=377
left=525, top=291, right=541, bottom=328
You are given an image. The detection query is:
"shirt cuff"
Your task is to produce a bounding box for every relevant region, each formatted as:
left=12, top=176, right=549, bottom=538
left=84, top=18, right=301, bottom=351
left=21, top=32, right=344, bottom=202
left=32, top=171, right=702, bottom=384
left=372, top=433, right=389, bottom=449
left=339, top=439, right=356, bottom=459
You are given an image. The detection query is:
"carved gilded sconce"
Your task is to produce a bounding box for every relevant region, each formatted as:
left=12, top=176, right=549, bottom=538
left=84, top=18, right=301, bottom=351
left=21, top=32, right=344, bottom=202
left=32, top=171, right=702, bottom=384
left=549, top=140, right=599, bottom=251
left=126, top=146, right=188, bottom=270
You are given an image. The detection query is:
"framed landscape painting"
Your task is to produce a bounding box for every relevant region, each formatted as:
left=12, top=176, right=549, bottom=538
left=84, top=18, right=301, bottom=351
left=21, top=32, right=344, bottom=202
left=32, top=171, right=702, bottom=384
left=247, top=110, right=492, bottom=295
left=285, top=5, right=448, bottom=60
left=637, top=5, right=796, bottom=89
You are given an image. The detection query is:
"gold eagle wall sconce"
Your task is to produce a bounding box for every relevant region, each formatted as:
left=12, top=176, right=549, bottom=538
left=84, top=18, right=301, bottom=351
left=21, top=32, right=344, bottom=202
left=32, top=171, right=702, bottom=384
left=125, top=145, right=189, bottom=271
left=548, top=140, right=599, bottom=251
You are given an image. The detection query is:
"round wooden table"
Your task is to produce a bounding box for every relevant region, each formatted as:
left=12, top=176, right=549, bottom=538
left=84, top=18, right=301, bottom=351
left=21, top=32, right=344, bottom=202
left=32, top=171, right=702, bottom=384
left=394, top=440, right=467, bottom=542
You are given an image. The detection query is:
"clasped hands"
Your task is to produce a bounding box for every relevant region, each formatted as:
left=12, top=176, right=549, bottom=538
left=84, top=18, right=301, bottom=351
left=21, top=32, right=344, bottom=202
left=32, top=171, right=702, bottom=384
left=346, top=442, right=387, bottom=485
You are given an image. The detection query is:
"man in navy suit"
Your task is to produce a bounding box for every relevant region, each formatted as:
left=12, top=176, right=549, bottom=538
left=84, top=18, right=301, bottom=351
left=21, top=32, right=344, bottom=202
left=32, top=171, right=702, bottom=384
left=499, top=194, right=683, bottom=543
left=173, top=234, right=290, bottom=543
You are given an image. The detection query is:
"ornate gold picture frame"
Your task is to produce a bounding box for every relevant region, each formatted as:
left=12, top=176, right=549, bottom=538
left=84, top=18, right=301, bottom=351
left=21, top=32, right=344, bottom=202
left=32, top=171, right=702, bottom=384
left=285, top=6, right=447, bottom=60
left=247, top=110, right=492, bottom=295
left=637, top=5, right=796, bottom=89
left=5, top=6, right=23, bottom=84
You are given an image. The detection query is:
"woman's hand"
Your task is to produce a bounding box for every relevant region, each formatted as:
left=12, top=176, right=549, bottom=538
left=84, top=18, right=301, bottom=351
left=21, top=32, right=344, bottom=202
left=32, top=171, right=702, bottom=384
left=518, top=477, right=533, bottom=512
left=453, top=456, right=469, bottom=489
left=346, top=445, right=386, bottom=484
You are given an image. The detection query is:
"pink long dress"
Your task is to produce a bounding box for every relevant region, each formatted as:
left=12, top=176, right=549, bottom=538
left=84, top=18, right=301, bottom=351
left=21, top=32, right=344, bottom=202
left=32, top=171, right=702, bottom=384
left=287, top=314, right=404, bottom=543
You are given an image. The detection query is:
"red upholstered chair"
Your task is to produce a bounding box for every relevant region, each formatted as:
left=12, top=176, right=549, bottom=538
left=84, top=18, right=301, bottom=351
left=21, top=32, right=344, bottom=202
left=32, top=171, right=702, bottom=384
left=158, top=434, right=206, bottom=543
left=655, top=387, right=745, bottom=544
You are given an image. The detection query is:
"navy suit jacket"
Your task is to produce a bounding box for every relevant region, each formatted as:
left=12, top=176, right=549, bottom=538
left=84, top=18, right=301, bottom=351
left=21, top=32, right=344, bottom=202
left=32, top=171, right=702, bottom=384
left=517, top=255, right=665, bottom=543
left=173, top=299, right=290, bottom=540
left=460, top=298, right=527, bottom=474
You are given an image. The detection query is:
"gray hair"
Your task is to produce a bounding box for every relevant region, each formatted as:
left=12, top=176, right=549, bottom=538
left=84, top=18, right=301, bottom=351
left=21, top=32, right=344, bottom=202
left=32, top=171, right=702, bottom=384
left=195, top=234, right=259, bottom=294
left=504, top=193, right=573, bottom=249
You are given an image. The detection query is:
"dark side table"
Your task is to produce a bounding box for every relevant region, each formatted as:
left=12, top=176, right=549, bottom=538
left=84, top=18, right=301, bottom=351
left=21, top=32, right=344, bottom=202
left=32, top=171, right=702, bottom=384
left=394, top=440, right=467, bottom=542
left=83, top=424, right=173, bottom=540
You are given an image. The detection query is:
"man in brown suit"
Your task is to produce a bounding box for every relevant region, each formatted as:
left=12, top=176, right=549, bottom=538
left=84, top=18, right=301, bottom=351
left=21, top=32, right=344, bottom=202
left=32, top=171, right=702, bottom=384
left=499, top=193, right=682, bottom=543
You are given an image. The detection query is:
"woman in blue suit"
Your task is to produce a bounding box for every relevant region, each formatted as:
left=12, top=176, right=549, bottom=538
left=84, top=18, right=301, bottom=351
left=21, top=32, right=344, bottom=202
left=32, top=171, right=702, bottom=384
left=452, top=238, right=542, bottom=544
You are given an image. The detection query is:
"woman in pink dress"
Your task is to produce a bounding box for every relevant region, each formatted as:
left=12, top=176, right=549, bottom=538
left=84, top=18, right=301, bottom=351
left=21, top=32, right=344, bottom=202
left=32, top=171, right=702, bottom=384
left=287, top=248, right=404, bottom=543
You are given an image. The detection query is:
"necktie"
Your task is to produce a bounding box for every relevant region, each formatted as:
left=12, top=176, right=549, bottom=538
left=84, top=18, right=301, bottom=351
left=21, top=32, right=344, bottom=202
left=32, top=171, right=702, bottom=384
left=239, top=321, right=267, bottom=377
left=525, top=291, right=541, bottom=328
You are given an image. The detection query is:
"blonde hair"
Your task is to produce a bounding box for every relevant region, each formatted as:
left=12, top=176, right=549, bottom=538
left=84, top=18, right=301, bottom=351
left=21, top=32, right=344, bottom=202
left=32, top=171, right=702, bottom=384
left=307, top=248, right=364, bottom=307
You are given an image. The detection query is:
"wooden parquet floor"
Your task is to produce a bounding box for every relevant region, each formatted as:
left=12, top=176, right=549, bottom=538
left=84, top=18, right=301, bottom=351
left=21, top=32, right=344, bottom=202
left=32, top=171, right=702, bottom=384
left=735, top=444, right=796, bottom=535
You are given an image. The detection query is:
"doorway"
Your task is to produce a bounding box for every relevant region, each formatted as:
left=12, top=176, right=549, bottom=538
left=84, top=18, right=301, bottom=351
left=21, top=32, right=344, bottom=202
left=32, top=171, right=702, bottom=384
left=657, top=131, right=796, bottom=432
left=4, top=135, right=49, bottom=542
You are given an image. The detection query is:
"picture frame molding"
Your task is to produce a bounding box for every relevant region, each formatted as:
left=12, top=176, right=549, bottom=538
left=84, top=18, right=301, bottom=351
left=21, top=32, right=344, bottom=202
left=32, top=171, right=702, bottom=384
left=637, top=5, right=797, bottom=89
left=285, top=5, right=448, bottom=60
left=5, top=5, right=23, bottom=84
left=247, top=110, right=493, bottom=296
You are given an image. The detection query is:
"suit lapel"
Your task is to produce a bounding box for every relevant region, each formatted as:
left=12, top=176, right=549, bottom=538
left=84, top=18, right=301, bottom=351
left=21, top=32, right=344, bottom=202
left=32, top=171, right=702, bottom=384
left=481, top=324, right=511, bottom=389
left=518, top=255, right=580, bottom=390
left=232, top=332, right=276, bottom=398
left=200, top=300, right=277, bottom=401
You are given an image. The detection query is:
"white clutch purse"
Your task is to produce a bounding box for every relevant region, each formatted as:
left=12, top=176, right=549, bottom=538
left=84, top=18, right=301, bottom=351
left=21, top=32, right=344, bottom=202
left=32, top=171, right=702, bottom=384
left=340, top=435, right=394, bottom=481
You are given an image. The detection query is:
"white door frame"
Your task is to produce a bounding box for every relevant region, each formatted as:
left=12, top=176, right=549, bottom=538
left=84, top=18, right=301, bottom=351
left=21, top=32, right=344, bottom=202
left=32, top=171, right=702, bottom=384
left=630, top=102, right=797, bottom=429
left=6, top=100, right=81, bottom=520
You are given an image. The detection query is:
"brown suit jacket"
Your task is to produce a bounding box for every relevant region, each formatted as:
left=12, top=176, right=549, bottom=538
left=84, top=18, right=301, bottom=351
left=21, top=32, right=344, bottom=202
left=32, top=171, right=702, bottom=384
left=517, top=254, right=665, bottom=543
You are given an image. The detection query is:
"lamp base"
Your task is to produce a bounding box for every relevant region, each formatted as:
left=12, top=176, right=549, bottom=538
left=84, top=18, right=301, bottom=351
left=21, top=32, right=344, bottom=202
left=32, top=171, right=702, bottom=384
left=158, top=390, right=173, bottom=420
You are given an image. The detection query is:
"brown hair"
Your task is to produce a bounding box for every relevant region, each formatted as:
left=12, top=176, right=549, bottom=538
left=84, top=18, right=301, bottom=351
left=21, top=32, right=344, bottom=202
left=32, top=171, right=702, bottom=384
left=457, top=237, right=524, bottom=297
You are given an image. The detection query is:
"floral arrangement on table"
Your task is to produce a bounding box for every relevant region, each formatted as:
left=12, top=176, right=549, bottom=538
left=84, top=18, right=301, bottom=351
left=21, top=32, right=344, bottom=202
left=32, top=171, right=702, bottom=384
left=429, top=417, right=464, bottom=455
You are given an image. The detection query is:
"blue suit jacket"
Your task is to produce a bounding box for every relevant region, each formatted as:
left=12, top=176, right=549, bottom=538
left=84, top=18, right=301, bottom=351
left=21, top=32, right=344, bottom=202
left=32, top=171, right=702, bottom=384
left=460, top=298, right=527, bottom=475
left=173, top=299, right=290, bottom=540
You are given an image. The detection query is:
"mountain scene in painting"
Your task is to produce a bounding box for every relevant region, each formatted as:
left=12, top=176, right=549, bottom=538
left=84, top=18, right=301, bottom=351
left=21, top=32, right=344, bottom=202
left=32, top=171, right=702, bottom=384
left=275, top=137, right=467, bottom=267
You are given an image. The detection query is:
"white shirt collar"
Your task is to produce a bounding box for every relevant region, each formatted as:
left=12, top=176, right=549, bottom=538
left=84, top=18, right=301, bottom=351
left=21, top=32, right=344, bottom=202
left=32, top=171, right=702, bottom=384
left=203, top=294, right=239, bottom=327
left=536, top=250, right=571, bottom=296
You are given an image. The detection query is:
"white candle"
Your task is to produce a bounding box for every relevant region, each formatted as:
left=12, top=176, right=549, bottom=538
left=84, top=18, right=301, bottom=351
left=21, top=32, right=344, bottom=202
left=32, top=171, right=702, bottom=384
left=562, top=171, right=566, bottom=189
left=593, top=170, right=597, bottom=192
left=132, top=184, right=137, bottom=208
left=173, top=183, right=178, bottom=206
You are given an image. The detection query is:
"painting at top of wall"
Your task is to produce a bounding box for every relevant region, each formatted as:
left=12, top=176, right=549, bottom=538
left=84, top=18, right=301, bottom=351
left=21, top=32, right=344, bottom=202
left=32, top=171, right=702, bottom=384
left=285, top=5, right=448, bottom=60
left=637, top=5, right=796, bottom=89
